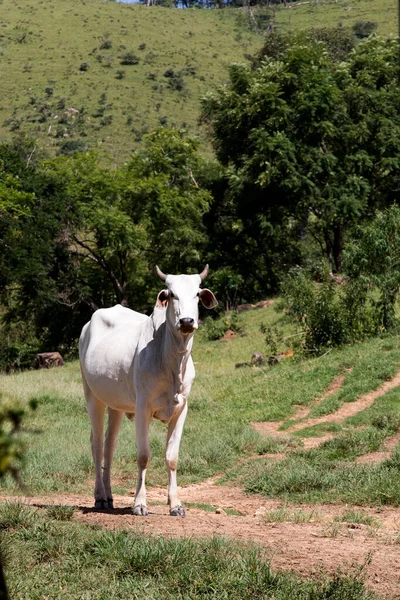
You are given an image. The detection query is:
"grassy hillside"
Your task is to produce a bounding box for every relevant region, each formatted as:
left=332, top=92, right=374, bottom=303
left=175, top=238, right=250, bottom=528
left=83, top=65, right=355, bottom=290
left=0, top=0, right=397, bottom=160
left=0, top=0, right=261, bottom=159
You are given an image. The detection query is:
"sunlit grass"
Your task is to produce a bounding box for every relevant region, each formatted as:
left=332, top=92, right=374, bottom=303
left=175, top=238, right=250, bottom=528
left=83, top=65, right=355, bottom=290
left=0, top=503, right=376, bottom=600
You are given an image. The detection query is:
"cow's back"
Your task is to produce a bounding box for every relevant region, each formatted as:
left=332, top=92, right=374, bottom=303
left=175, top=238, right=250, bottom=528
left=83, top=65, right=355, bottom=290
left=79, top=305, right=149, bottom=411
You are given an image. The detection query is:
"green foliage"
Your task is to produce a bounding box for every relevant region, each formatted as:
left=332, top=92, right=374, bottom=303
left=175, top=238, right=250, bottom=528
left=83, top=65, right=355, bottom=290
left=344, top=205, right=400, bottom=329
left=279, top=268, right=379, bottom=352
left=202, top=311, right=244, bottom=341
left=202, top=35, right=400, bottom=275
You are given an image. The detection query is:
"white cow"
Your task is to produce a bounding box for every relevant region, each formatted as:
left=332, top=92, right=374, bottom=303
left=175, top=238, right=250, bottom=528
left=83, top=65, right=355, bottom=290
left=79, top=265, right=217, bottom=517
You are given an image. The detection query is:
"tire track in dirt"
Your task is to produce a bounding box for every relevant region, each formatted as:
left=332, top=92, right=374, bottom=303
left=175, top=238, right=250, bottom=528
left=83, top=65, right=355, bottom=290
left=356, top=431, right=400, bottom=464
left=252, top=369, right=400, bottom=456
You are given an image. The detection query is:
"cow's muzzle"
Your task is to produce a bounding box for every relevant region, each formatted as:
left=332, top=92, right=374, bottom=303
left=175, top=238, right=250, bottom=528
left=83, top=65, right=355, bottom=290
left=179, top=318, right=195, bottom=334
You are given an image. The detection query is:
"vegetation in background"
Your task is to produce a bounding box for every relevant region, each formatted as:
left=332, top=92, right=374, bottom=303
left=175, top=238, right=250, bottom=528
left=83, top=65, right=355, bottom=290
left=202, top=35, right=400, bottom=282
left=279, top=206, right=400, bottom=352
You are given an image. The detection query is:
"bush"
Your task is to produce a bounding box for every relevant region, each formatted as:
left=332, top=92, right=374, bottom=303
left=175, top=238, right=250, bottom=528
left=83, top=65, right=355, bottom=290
left=280, top=208, right=400, bottom=353
left=0, top=341, right=40, bottom=372
left=164, top=68, right=185, bottom=92
left=202, top=312, right=244, bottom=341
left=56, top=140, right=87, bottom=155
left=120, top=51, right=139, bottom=65
left=279, top=269, right=378, bottom=353
left=79, top=62, right=89, bottom=72
left=352, top=21, right=377, bottom=39
left=99, top=38, right=112, bottom=50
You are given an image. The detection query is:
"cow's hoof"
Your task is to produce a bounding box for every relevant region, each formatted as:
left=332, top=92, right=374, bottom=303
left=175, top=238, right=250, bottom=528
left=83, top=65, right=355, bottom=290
left=107, top=498, right=114, bottom=510
left=94, top=499, right=109, bottom=510
left=170, top=505, right=185, bottom=517
left=133, top=504, right=149, bottom=516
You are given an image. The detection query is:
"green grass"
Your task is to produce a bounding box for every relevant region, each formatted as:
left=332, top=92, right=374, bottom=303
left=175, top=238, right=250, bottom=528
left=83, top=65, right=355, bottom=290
left=184, top=501, right=242, bottom=515
left=1, top=303, right=400, bottom=505
left=0, top=503, right=375, bottom=600
left=0, top=0, right=261, bottom=159
left=0, top=0, right=397, bottom=159
left=262, top=506, right=319, bottom=524
left=334, top=509, right=380, bottom=528
left=276, top=0, right=397, bottom=37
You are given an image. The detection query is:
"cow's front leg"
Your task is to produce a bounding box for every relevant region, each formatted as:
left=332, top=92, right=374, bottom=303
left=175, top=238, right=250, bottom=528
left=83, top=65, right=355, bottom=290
left=133, top=404, right=151, bottom=516
left=166, top=398, right=188, bottom=517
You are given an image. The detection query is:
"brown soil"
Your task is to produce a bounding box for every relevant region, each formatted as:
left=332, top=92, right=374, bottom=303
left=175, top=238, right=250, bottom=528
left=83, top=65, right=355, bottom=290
left=3, top=482, right=400, bottom=599
left=221, top=329, right=237, bottom=341
left=253, top=370, right=400, bottom=453
left=356, top=431, right=400, bottom=464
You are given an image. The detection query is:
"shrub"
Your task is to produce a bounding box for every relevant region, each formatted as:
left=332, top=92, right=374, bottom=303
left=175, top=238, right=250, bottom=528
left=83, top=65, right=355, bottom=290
left=352, top=21, right=377, bottom=39
left=202, top=312, right=244, bottom=341
left=115, top=69, right=125, bottom=80
left=119, top=51, right=139, bottom=65
left=279, top=268, right=378, bottom=353
left=79, top=62, right=89, bottom=72
left=99, top=38, right=112, bottom=50
left=56, top=140, right=87, bottom=155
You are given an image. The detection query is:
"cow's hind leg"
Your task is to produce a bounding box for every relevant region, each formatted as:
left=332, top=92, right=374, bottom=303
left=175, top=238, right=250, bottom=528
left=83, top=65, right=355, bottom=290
left=103, top=408, right=124, bottom=509
left=166, top=400, right=188, bottom=517
left=133, top=404, right=151, bottom=516
left=86, top=392, right=108, bottom=509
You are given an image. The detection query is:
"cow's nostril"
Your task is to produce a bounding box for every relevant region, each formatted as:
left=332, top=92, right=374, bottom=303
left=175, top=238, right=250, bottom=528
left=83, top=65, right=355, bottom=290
left=180, top=318, right=194, bottom=328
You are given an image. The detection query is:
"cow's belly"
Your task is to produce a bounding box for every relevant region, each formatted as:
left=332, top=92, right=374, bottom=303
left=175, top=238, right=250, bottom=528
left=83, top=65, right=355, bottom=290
left=82, top=332, right=137, bottom=412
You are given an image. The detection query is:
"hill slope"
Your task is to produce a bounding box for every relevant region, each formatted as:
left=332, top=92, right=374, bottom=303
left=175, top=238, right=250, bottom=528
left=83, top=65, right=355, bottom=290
left=0, top=0, right=397, bottom=159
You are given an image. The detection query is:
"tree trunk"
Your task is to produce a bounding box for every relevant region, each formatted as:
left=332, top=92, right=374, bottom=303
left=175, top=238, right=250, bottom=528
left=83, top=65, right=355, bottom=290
left=323, top=228, right=334, bottom=272
left=332, top=222, right=343, bottom=273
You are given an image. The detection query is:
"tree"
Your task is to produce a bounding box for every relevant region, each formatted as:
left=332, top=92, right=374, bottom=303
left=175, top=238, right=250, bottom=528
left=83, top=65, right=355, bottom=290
left=0, top=130, right=212, bottom=360
left=201, top=35, right=400, bottom=274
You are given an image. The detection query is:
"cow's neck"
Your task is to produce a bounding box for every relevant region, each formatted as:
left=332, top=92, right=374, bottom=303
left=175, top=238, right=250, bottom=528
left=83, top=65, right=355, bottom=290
left=150, top=307, right=193, bottom=378
left=164, top=325, right=193, bottom=368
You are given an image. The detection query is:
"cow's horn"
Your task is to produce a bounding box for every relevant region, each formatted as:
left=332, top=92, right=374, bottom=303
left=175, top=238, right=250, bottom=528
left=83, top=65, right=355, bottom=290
left=199, top=264, right=209, bottom=282
left=156, top=265, right=167, bottom=281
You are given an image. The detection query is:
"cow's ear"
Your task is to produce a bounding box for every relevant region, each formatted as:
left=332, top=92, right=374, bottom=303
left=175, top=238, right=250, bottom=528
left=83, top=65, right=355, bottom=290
left=199, top=288, right=218, bottom=309
left=156, top=289, right=169, bottom=308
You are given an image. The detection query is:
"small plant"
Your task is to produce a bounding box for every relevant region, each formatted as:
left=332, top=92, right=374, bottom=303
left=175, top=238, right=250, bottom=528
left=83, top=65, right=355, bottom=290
left=138, top=42, right=146, bottom=50
left=115, top=70, right=125, bottom=80
left=46, top=505, right=75, bottom=521
left=120, top=51, right=139, bottom=66
left=0, top=503, right=36, bottom=531
left=44, top=86, right=53, bottom=97
left=100, top=115, right=113, bottom=127
left=99, top=38, right=112, bottom=50
left=79, top=62, right=89, bottom=72
left=335, top=510, right=380, bottom=528
left=263, top=507, right=318, bottom=524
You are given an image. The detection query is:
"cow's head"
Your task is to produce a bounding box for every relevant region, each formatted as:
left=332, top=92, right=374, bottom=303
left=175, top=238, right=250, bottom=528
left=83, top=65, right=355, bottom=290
left=156, top=265, right=218, bottom=335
